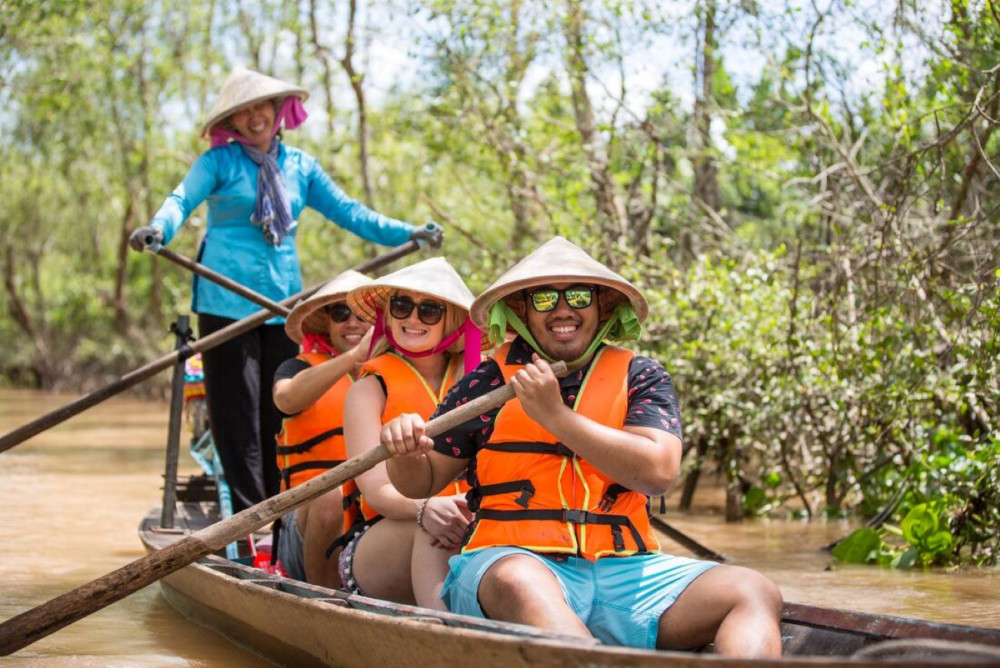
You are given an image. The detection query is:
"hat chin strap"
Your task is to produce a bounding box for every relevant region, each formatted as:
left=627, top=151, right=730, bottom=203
left=370, top=310, right=483, bottom=374
left=487, top=301, right=638, bottom=367
left=301, top=332, right=337, bottom=356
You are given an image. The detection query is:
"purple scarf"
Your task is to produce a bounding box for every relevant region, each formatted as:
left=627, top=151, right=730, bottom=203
left=208, top=97, right=309, bottom=245
left=240, top=139, right=293, bottom=245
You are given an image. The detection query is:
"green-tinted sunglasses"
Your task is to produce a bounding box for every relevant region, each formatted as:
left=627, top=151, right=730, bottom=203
left=526, top=286, right=596, bottom=313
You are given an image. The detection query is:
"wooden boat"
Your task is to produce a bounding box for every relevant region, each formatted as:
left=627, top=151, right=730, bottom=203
left=139, top=493, right=1000, bottom=667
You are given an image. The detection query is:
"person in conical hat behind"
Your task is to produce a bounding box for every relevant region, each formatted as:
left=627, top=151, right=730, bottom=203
left=379, top=237, right=784, bottom=657
left=126, top=66, right=443, bottom=515
left=338, top=257, right=483, bottom=610
left=269, top=270, right=373, bottom=587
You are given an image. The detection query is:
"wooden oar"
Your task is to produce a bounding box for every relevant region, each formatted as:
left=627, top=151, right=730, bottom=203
left=0, top=360, right=567, bottom=656
left=0, top=241, right=420, bottom=454
left=651, top=515, right=727, bottom=562
left=151, top=247, right=291, bottom=317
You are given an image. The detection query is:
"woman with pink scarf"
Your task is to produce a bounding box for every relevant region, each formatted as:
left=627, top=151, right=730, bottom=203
left=129, top=67, right=440, bottom=513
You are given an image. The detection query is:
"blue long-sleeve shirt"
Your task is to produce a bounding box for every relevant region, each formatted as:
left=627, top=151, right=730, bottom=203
left=150, top=142, right=416, bottom=322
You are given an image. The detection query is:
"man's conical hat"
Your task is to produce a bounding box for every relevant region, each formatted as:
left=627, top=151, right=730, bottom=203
left=199, top=67, right=309, bottom=138
left=469, top=236, right=648, bottom=330
left=347, top=257, right=475, bottom=324
left=284, top=270, right=372, bottom=344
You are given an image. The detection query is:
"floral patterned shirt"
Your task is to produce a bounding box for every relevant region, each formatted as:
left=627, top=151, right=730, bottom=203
left=431, top=336, right=683, bottom=459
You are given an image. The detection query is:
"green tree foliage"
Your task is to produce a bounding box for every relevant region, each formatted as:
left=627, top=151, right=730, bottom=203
left=1, top=0, right=996, bottom=562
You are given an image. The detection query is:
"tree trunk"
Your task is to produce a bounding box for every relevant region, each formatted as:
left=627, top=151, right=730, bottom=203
left=562, top=0, right=627, bottom=247
left=3, top=245, right=53, bottom=387
left=308, top=0, right=343, bottom=180
left=114, top=197, right=135, bottom=335
left=236, top=0, right=263, bottom=70
left=338, top=0, right=374, bottom=206
left=679, top=439, right=708, bottom=511
left=723, top=435, right=744, bottom=522
left=691, top=0, right=721, bottom=215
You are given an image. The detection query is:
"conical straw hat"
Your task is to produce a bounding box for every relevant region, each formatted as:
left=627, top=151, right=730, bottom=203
left=199, top=67, right=309, bottom=138
left=347, top=257, right=474, bottom=324
left=284, top=270, right=372, bottom=344
left=469, top=236, right=648, bottom=330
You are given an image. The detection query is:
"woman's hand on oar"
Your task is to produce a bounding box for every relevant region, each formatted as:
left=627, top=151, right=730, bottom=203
left=0, top=358, right=567, bottom=657
left=128, top=225, right=164, bottom=251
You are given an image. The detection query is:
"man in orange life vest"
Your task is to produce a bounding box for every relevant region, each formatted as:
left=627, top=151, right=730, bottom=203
left=272, top=270, right=373, bottom=587
left=380, top=237, right=783, bottom=657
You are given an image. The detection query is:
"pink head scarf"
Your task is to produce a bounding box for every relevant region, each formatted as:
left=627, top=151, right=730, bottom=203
left=368, top=310, right=483, bottom=375
left=208, top=96, right=309, bottom=148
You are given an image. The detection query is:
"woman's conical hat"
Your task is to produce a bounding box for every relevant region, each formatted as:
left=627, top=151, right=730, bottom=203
left=199, top=67, right=309, bottom=138
left=469, top=236, right=648, bottom=330
left=347, top=257, right=474, bottom=324
left=284, top=270, right=372, bottom=344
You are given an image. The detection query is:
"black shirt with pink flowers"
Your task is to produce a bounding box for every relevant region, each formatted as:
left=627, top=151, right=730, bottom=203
left=431, top=336, right=683, bottom=460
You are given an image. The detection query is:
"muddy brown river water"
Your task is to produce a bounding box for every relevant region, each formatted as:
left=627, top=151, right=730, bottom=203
left=1, top=387, right=997, bottom=665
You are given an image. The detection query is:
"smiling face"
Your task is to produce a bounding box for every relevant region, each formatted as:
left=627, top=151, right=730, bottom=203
left=325, top=301, right=371, bottom=355
left=229, top=98, right=277, bottom=151
left=523, top=282, right=600, bottom=363
left=386, top=289, right=448, bottom=353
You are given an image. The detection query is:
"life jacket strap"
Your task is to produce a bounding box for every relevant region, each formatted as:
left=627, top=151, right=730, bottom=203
left=599, top=483, right=630, bottom=512
left=475, top=508, right=648, bottom=553
left=275, top=427, right=344, bottom=455
left=342, top=485, right=361, bottom=510
left=482, top=441, right=574, bottom=457
left=468, top=479, right=536, bottom=512
left=279, top=459, right=346, bottom=489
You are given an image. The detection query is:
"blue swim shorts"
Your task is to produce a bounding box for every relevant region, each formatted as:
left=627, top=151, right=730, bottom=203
left=441, top=547, right=717, bottom=648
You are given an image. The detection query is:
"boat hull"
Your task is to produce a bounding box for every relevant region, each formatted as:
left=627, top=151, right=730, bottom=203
left=141, top=505, right=1000, bottom=667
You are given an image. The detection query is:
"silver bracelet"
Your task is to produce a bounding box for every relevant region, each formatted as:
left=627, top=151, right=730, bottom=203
left=416, top=498, right=430, bottom=529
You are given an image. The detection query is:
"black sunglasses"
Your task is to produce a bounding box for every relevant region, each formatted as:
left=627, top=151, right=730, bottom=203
left=389, top=296, right=446, bottom=325
left=526, top=286, right=597, bottom=313
left=323, top=303, right=356, bottom=323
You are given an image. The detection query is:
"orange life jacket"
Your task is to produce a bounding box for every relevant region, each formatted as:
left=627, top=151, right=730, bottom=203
left=275, top=352, right=352, bottom=491
left=462, top=343, right=660, bottom=561
left=342, top=352, right=469, bottom=534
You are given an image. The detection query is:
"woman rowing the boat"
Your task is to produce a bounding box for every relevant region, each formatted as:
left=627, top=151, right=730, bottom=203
left=339, top=257, right=483, bottom=609
left=271, top=270, right=374, bottom=587
left=128, top=66, right=442, bottom=514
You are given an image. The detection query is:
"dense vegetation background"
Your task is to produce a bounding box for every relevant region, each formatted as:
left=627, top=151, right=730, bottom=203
left=2, top=0, right=997, bottom=565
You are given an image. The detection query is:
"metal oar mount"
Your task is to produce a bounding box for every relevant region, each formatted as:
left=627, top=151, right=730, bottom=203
left=0, top=361, right=568, bottom=656
left=0, top=241, right=421, bottom=454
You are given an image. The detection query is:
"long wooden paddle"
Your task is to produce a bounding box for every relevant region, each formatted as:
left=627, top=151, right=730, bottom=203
left=152, top=246, right=291, bottom=317
left=0, top=241, right=420, bottom=454
left=0, top=361, right=567, bottom=656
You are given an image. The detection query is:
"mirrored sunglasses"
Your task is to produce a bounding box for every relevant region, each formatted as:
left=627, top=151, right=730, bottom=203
left=323, top=303, right=356, bottom=323
left=388, top=296, right=446, bottom=325
left=527, top=286, right=596, bottom=313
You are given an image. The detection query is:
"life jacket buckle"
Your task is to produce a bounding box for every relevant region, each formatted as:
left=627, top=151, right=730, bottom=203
left=516, top=481, right=535, bottom=508
left=554, top=442, right=574, bottom=457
